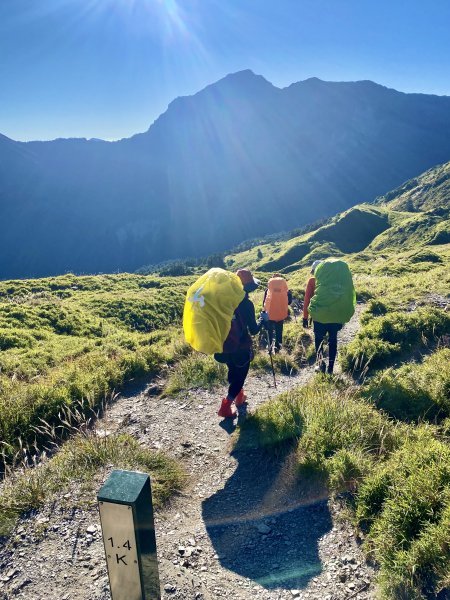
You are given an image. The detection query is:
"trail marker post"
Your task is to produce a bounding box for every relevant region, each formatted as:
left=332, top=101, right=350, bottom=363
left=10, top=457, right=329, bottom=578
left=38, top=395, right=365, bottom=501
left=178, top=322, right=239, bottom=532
left=97, top=470, right=161, bottom=600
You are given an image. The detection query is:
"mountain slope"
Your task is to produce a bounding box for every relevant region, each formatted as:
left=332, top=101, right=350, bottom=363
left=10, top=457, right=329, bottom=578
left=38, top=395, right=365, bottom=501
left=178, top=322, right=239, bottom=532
left=227, top=158, right=450, bottom=277
left=2, top=71, right=450, bottom=278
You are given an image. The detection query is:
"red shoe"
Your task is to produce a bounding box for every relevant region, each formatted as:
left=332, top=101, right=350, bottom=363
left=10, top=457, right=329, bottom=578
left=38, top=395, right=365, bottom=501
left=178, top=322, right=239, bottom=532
left=218, top=398, right=237, bottom=419
left=235, top=389, right=247, bottom=407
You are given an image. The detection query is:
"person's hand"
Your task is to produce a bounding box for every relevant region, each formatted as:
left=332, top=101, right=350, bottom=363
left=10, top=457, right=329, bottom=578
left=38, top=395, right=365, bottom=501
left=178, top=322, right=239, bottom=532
left=260, top=310, right=269, bottom=323
left=302, top=318, right=309, bottom=328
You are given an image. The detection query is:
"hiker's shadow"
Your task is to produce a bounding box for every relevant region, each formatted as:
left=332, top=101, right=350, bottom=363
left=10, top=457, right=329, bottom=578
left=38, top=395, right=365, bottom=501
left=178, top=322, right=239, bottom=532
left=201, top=432, right=332, bottom=590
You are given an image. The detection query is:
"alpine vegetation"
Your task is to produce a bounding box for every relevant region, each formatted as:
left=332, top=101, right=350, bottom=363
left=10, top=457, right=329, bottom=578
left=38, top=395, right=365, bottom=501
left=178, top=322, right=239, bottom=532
left=0, top=159, right=449, bottom=599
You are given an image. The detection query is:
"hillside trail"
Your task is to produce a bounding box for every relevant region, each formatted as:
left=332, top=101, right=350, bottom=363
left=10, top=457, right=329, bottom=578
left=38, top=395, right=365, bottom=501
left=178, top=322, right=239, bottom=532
left=0, top=306, right=377, bottom=600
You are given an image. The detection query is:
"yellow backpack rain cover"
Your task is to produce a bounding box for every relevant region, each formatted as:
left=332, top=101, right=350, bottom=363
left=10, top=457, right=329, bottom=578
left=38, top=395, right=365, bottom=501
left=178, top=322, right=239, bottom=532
left=183, top=268, right=245, bottom=355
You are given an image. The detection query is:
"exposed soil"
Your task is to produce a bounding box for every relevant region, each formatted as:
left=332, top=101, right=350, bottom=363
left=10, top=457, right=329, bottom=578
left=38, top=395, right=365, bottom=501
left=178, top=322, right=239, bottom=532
left=0, top=307, right=378, bottom=600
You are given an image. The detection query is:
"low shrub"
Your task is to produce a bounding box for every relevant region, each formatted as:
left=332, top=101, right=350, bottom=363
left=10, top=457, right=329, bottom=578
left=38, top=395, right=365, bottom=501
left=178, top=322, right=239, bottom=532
left=360, top=300, right=388, bottom=325
left=356, top=429, right=450, bottom=599
left=85, top=290, right=185, bottom=332
left=341, top=308, right=450, bottom=372
left=363, top=348, right=450, bottom=422
left=0, top=328, right=37, bottom=350
left=251, top=350, right=300, bottom=376
left=409, top=250, right=442, bottom=264
left=240, top=380, right=399, bottom=475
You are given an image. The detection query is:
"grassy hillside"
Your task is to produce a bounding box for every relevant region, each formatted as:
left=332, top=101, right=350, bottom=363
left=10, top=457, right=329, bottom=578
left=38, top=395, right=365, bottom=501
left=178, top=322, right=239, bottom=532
left=0, top=274, right=193, bottom=463
left=229, top=161, right=450, bottom=599
left=0, top=161, right=449, bottom=597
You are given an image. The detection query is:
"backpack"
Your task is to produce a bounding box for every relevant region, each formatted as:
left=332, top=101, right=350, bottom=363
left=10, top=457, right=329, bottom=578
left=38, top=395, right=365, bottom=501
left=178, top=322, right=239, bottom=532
left=183, top=268, right=245, bottom=354
left=264, top=277, right=289, bottom=321
left=309, top=259, right=356, bottom=325
left=222, top=309, right=245, bottom=353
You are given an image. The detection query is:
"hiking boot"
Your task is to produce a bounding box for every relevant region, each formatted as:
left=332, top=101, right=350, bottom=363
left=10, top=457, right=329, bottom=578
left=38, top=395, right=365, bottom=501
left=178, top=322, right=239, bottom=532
left=235, top=389, right=247, bottom=407
left=218, top=398, right=236, bottom=419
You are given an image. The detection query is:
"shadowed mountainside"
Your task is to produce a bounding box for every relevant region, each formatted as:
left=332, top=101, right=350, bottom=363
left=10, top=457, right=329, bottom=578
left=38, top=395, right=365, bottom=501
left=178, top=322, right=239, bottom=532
left=2, top=71, right=450, bottom=278
left=227, top=159, right=450, bottom=274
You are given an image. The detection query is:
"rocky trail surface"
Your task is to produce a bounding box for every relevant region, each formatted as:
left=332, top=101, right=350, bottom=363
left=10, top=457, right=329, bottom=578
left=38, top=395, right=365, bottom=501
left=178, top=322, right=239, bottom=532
left=0, top=309, right=378, bottom=600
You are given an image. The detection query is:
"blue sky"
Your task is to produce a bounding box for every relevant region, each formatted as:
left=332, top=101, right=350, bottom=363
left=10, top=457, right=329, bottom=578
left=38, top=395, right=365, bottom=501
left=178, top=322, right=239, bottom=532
left=1, top=0, right=450, bottom=141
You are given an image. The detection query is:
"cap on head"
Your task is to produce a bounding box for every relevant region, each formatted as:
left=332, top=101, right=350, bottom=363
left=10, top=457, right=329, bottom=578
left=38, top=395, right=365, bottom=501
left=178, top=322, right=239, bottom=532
left=236, top=269, right=260, bottom=292
left=311, top=260, right=322, bottom=274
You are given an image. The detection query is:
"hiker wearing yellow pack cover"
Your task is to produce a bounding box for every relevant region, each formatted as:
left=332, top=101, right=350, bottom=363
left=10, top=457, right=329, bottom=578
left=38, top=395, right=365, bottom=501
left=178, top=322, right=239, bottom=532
left=183, top=268, right=245, bottom=355
left=183, top=268, right=267, bottom=419
left=214, top=269, right=267, bottom=419
left=263, top=273, right=293, bottom=353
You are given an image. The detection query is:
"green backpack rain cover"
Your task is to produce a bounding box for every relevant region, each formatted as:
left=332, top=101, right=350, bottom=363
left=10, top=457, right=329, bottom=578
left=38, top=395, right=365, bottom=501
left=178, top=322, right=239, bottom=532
left=309, top=259, right=356, bottom=324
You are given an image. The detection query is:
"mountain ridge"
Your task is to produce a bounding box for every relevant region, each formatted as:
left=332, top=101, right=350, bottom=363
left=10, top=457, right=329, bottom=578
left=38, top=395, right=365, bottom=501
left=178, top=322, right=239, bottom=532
left=2, top=72, right=450, bottom=279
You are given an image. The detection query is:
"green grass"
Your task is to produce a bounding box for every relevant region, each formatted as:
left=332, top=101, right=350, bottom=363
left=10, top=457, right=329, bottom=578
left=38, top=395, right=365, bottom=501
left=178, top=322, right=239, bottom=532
left=0, top=337, right=176, bottom=460
left=164, top=354, right=226, bottom=395
left=0, top=273, right=192, bottom=463
left=356, top=429, right=450, bottom=599
left=0, top=432, right=185, bottom=536
left=341, top=307, right=450, bottom=372
left=363, top=348, right=450, bottom=422
left=251, top=350, right=300, bottom=375
left=240, top=379, right=400, bottom=481
left=238, top=378, right=450, bottom=599
left=0, top=158, right=449, bottom=597
left=309, top=205, right=390, bottom=253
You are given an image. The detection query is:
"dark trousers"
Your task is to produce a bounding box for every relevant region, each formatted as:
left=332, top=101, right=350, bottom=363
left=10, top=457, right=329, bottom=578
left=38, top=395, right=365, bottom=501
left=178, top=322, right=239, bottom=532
left=313, top=322, right=342, bottom=374
left=225, top=350, right=252, bottom=399
left=267, top=320, right=284, bottom=350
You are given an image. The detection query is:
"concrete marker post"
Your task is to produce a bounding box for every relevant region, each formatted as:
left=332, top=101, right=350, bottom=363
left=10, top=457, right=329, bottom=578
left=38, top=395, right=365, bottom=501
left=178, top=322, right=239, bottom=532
left=97, top=469, right=161, bottom=600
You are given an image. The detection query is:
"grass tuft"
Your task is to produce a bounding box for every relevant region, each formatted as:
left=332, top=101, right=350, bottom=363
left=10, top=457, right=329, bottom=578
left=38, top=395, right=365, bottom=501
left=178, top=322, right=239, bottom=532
left=242, top=376, right=450, bottom=598
left=341, top=307, right=450, bottom=372
left=0, top=432, right=184, bottom=536
left=363, top=348, right=450, bottom=422
left=164, top=354, right=226, bottom=395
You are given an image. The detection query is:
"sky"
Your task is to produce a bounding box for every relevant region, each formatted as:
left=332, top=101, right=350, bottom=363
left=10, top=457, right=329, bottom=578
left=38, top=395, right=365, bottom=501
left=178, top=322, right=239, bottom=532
left=1, top=0, right=450, bottom=142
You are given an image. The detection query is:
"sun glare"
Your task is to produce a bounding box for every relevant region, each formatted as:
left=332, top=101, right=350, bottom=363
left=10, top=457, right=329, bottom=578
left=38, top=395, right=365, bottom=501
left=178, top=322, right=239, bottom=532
left=104, top=0, right=194, bottom=42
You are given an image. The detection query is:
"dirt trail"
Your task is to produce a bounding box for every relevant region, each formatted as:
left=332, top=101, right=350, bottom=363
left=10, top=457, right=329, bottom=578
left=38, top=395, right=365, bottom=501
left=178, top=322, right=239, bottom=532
left=0, top=307, right=377, bottom=600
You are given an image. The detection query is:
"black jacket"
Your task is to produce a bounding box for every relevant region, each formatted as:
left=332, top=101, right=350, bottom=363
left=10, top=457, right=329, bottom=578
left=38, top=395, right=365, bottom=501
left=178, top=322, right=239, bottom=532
left=234, top=293, right=263, bottom=349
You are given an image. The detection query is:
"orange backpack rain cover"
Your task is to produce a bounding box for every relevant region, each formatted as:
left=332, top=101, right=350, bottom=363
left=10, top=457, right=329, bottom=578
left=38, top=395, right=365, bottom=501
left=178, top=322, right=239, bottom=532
left=264, top=277, right=289, bottom=321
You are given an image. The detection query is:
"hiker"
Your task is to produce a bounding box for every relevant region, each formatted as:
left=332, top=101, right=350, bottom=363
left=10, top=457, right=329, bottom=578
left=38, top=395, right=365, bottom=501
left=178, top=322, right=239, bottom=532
left=215, top=269, right=268, bottom=419
left=263, top=273, right=293, bottom=352
left=303, top=259, right=355, bottom=374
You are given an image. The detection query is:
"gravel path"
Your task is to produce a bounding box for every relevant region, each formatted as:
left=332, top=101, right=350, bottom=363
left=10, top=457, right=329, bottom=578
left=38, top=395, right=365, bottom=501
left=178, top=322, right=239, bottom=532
left=0, top=307, right=377, bottom=600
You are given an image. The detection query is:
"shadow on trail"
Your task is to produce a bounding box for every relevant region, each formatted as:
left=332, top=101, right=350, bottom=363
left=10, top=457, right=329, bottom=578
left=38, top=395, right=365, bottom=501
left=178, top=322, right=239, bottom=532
left=202, top=435, right=332, bottom=590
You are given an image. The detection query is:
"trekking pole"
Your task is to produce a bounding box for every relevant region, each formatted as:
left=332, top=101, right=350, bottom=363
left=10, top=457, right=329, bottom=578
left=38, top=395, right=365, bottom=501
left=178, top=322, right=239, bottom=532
left=265, top=326, right=277, bottom=389
left=292, top=298, right=298, bottom=323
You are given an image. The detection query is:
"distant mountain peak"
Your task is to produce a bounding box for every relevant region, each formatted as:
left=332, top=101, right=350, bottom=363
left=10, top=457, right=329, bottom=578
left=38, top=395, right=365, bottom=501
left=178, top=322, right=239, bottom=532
left=301, top=76, right=324, bottom=84
left=201, top=68, right=275, bottom=95
left=156, top=69, right=275, bottom=126
left=220, top=68, right=269, bottom=82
